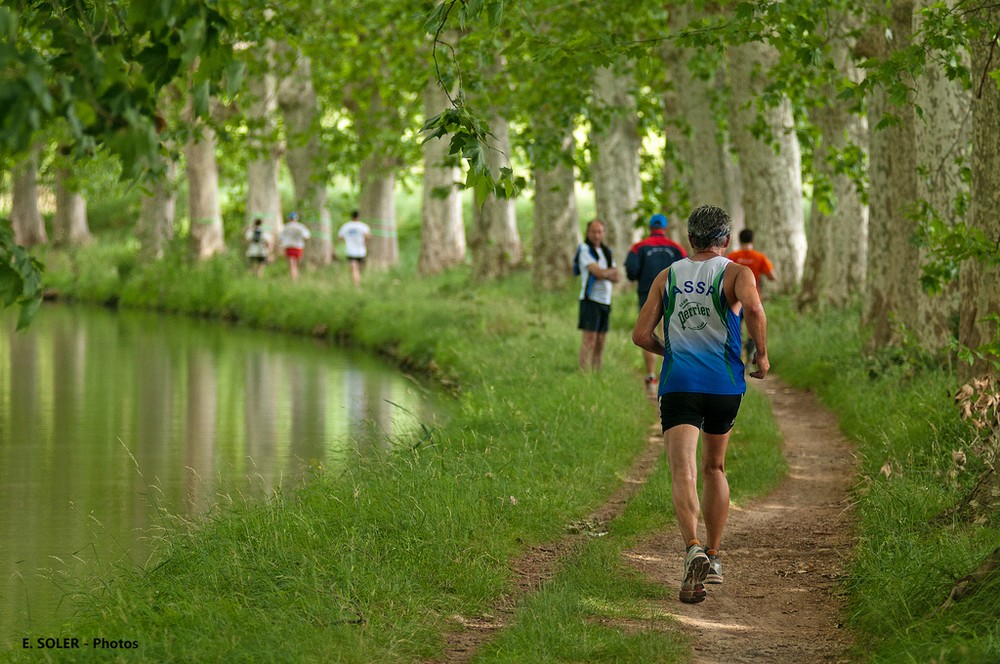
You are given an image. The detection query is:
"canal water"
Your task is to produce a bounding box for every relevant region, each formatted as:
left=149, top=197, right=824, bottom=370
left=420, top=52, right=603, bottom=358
left=0, top=304, right=442, bottom=638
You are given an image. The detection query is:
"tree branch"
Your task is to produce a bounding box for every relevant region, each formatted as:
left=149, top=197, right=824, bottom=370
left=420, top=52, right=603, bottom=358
left=976, top=22, right=1000, bottom=99
left=432, top=0, right=462, bottom=109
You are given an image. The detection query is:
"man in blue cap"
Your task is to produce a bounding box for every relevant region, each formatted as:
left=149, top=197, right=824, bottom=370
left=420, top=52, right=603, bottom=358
left=625, top=213, right=687, bottom=389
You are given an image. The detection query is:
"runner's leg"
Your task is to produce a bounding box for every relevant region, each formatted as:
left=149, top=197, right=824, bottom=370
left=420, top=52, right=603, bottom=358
left=665, top=424, right=703, bottom=546
left=701, top=430, right=731, bottom=551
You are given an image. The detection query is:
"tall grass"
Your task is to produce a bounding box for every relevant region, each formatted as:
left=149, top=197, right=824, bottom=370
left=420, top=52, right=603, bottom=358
left=13, top=235, right=787, bottom=663
left=7, top=242, right=648, bottom=662
left=768, top=298, right=1000, bottom=663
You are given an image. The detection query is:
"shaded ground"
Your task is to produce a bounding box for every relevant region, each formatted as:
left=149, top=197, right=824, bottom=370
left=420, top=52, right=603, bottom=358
left=436, top=377, right=857, bottom=663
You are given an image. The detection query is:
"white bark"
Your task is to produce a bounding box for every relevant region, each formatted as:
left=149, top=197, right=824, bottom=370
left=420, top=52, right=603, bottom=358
left=471, top=113, right=521, bottom=280
left=353, top=81, right=399, bottom=271
left=278, top=52, right=332, bottom=264
left=11, top=150, right=47, bottom=247
left=138, top=157, right=177, bottom=260
left=532, top=127, right=579, bottom=291
left=418, top=78, right=465, bottom=274
left=728, top=41, right=805, bottom=293
left=863, top=1, right=920, bottom=347
left=246, top=50, right=283, bottom=241
left=959, top=1, right=1000, bottom=377
left=911, top=0, right=970, bottom=349
left=665, top=3, right=738, bottom=243
left=798, top=35, right=868, bottom=311
left=359, top=154, right=398, bottom=270
left=184, top=122, right=225, bottom=259
left=591, top=64, right=642, bottom=263
left=53, top=165, right=91, bottom=246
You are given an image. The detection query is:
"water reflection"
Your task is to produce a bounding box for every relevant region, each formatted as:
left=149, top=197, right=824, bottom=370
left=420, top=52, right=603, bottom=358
left=0, top=304, right=440, bottom=637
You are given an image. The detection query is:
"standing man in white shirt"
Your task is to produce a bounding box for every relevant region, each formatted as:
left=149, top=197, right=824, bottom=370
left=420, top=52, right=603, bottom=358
left=338, top=210, right=372, bottom=287
left=279, top=211, right=311, bottom=282
left=576, top=218, right=619, bottom=371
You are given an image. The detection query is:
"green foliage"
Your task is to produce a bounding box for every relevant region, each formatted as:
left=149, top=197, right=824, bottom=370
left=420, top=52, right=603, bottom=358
left=1, top=1, right=241, bottom=177
left=918, top=214, right=1000, bottom=296
left=420, top=104, right=527, bottom=207
left=0, top=223, right=44, bottom=329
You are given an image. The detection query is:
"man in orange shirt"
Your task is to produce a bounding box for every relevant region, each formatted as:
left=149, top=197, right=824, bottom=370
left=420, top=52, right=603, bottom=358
left=727, top=229, right=775, bottom=294
left=727, top=229, right=775, bottom=362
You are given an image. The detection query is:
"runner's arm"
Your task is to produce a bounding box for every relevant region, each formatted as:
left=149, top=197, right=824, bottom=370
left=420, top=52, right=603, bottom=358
left=733, top=265, right=769, bottom=379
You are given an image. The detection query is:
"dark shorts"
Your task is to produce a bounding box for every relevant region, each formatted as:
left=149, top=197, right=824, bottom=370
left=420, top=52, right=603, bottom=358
left=659, top=392, right=743, bottom=435
left=348, top=256, right=366, bottom=265
left=578, top=299, right=611, bottom=333
left=247, top=255, right=267, bottom=264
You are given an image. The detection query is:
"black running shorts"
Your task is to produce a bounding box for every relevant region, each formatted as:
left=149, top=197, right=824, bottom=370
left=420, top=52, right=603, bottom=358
left=578, top=299, right=611, bottom=333
left=659, top=392, right=743, bottom=434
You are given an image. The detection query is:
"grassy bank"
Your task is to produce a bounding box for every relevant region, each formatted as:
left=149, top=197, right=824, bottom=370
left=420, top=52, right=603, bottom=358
left=8, top=243, right=785, bottom=662
left=767, top=300, right=1000, bottom=663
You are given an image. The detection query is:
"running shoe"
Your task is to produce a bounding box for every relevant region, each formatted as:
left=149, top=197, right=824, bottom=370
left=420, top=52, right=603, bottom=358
left=679, top=544, right=710, bottom=603
left=705, top=553, right=723, bottom=584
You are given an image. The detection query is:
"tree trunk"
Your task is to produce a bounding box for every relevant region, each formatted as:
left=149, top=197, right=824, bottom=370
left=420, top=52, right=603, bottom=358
left=359, top=154, right=398, bottom=270
left=471, top=113, right=521, bottom=281
left=665, top=3, right=738, bottom=244
left=53, top=165, right=91, bottom=246
left=862, top=0, right=919, bottom=348
left=138, top=156, right=177, bottom=260
left=11, top=150, right=47, bottom=247
left=418, top=78, right=465, bottom=274
left=910, top=0, right=970, bottom=350
left=278, top=52, right=332, bottom=265
left=351, top=80, right=400, bottom=272
left=728, top=41, right=806, bottom=293
left=184, top=122, right=225, bottom=259
left=246, top=48, right=283, bottom=243
left=532, top=127, right=579, bottom=291
left=797, top=35, right=868, bottom=311
left=591, top=64, right=642, bottom=263
left=958, top=1, right=1000, bottom=378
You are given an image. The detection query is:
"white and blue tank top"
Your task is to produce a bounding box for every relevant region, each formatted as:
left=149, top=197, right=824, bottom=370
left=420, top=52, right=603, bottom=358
left=658, top=256, right=746, bottom=396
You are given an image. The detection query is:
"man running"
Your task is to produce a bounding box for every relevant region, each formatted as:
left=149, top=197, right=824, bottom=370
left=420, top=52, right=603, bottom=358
left=625, top=213, right=687, bottom=391
left=632, top=205, right=769, bottom=604
left=279, top=211, right=311, bottom=282
left=727, top=229, right=775, bottom=362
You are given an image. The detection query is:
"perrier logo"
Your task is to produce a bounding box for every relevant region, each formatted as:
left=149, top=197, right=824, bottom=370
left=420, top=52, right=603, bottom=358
left=677, top=299, right=711, bottom=331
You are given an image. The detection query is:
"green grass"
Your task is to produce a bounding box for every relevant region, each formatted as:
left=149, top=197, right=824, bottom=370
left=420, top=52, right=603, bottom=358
left=470, top=380, right=784, bottom=663
left=8, top=236, right=787, bottom=663
left=767, top=297, right=1000, bottom=664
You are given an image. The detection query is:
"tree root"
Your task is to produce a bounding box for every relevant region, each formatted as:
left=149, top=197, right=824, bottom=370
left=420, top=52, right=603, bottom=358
left=940, top=546, right=1000, bottom=611
left=931, top=467, right=998, bottom=526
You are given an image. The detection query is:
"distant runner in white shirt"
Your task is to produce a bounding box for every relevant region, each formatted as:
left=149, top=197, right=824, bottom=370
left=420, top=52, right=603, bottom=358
left=244, top=218, right=274, bottom=277
left=279, top=211, right=311, bottom=282
left=338, top=210, right=372, bottom=286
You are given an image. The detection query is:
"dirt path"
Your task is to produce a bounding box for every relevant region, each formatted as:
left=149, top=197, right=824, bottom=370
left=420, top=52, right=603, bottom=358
left=624, top=377, right=857, bottom=662
left=437, top=377, right=857, bottom=663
